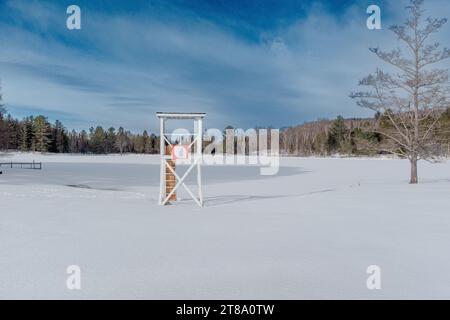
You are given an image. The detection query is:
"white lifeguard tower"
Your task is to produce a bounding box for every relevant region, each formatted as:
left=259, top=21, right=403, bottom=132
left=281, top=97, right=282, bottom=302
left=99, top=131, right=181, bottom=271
left=157, top=112, right=205, bottom=207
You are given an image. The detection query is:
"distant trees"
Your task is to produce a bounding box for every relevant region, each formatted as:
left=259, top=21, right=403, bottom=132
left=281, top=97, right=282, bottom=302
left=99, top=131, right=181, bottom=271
left=280, top=117, right=381, bottom=156
left=439, top=109, right=450, bottom=152
left=351, top=0, right=450, bottom=183
left=1, top=109, right=449, bottom=158
left=0, top=84, right=5, bottom=117
left=1, top=71, right=448, bottom=158
left=0, top=83, right=7, bottom=149
left=0, top=81, right=160, bottom=155
left=280, top=112, right=450, bottom=158
left=0, top=113, right=160, bottom=155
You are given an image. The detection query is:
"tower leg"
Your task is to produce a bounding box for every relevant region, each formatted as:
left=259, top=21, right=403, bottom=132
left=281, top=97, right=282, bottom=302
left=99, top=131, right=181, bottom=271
left=197, top=118, right=203, bottom=206
left=159, top=118, right=165, bottom=205
left=165, top=145, right=177, bottom=202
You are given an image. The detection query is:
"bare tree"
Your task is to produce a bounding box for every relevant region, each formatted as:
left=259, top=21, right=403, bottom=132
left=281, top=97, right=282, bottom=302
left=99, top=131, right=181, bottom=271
left=115, top=127, right=129, bottom=155
left=351, top=0, right=450, bottom=183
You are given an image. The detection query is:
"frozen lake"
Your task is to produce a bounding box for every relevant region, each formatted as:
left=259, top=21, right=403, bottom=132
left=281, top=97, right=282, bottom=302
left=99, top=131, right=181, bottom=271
left=1, top=153, right=450, bottom=299
left=0, top=162, right=302, bottom=190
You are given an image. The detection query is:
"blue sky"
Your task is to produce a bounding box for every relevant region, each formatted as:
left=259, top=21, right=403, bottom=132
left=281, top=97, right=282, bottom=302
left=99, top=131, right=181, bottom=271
left=0, top=0, right=449, bottom=132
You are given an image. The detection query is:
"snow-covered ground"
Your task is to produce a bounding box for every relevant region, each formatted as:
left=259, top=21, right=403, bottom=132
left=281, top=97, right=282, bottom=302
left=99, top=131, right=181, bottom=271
left=1, top=152, right=450, bottom=299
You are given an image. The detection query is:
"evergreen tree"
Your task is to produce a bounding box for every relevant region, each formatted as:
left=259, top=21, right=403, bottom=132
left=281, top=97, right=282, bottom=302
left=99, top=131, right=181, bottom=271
left=54, top=120, right=68, bottom=153
left=105, top=127, right=116, bottom=153
left=327, top=116, right=349, bottom=153
left=18, top=117, right=33, bottom=151
left=150, top=133, right=158, bottom=154
left=134, top=134, right=145, bottom=153
left=0, top=83, right=7, bottom=149
left=142, top=130, right=153, bottom=154
left=79, top=130, right=89, bottom=154
left=0, top=81, right=5, bottom=119
left=32, top=115, right=50, bottom=152
left=90, top=126, right=106, bottom=154
left=7, top=115, right=19, bottom=150
left=49, top=120, right=68, bottom=153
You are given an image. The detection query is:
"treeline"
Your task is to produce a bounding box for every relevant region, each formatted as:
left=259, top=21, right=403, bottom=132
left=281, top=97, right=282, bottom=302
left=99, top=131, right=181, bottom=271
left=1, top=106, right=450, bottom=157
left=280, top=116, right=379, bottom=156
left=0, top=114, right=159, bottom=154
left=280, top=110, right=450, bottom=157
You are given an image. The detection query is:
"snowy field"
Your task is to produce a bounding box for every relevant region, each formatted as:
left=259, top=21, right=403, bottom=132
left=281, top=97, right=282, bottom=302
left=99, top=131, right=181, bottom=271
left=1, top=152, right=450, bottom=299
